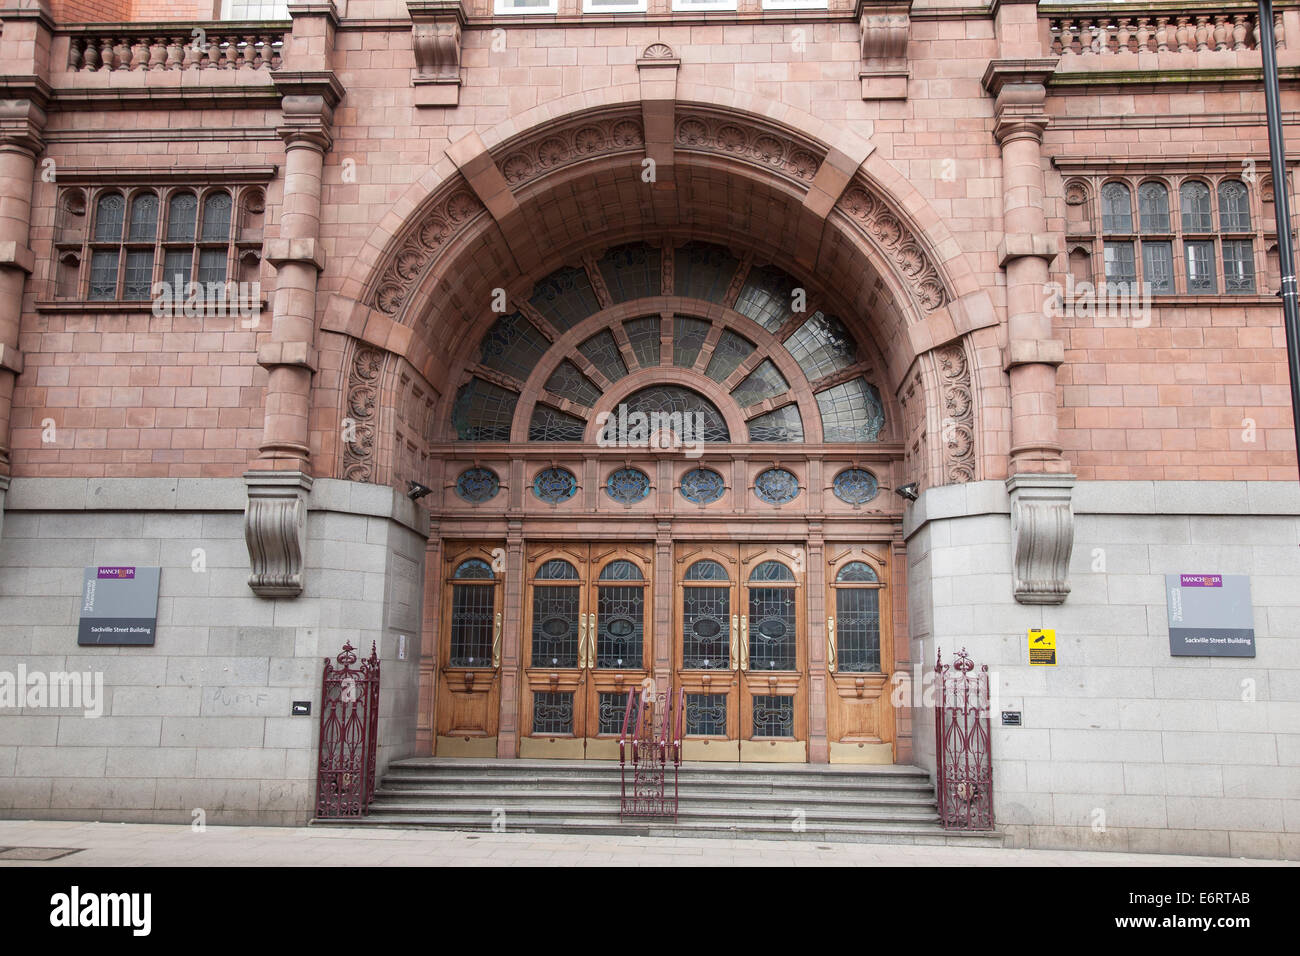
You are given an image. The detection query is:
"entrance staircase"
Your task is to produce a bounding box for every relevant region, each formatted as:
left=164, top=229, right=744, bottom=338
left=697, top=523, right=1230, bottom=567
left=321, top=757, right=1003, bottom=846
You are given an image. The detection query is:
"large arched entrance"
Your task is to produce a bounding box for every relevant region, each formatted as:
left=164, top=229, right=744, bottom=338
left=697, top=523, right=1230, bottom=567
left=323, top=78, right=991, bottom=766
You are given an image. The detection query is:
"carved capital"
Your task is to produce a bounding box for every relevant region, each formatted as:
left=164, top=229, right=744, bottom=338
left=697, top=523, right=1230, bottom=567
left=1007, top=473, right=1075, bottom=605
left=244, top=470, right=314, bottom=598
left=272, top=71, right=345, bottom=152
left=0, top=95, right=48, bottom=156
left=983, top=58, right=1054, bottom=145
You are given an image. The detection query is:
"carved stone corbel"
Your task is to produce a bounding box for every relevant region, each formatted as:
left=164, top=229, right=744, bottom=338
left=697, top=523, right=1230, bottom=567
left=858, top=0, right=911, bottom=100
left=409, top=0, right=467, bottom=107
left=1007, top=473, right=1075, bottom=605
left=244, top=471, right=314, bottom=597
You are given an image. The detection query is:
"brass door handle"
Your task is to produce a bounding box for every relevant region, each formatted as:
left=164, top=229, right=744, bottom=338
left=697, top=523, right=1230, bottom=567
left=578, top=613, right=589, bottom=668
left=586, top=612, right=597, bottom=668
left=740, top=614, right=749, bottom=672
left=730, top=614, right=739, bottom=671
left=492, top=611, right=502, bottom=669
left=827, top=616, right=837, bottom=673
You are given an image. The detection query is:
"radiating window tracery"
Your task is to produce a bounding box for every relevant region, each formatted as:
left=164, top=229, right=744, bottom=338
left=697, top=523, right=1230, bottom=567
left=746, top=404, right=804, bottom=443
left=480, top=312, right=549, bottom=381
left=528, top=404, right=586, bottom=442
left=623, top=317, right=662, bottom=368
left=578, top=330, right=628, bottom=382
left=734, top=263, right=800, bottom=332
left=730, top=359, right=789, bottom=408
left=785, top=311, right=856, bottom=383
left=673, top=241, right=739, bottom=303
left=816, top=378, right=885, bottom=443
left=544, top=360, right=601, bottom=407
left=530, top=265, right=600, bottom=331
left=673, top=317, right=711, bottom=368
left=704, top=329, right=756, bottom=382
left=598, top=241, right=661, bottom=302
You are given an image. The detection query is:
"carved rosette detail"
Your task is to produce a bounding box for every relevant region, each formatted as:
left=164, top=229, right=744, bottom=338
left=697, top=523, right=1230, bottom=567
left=495, top=114, right=646, bottom=192
left=370, top=188, right=485, bottom=316
left=342, top=345, right=385, bottom=483
left=836, top=184, right=949, bottom=314
left=936, top=343, right=975, bottom=484
left=672, top=111, right=823, bottom=184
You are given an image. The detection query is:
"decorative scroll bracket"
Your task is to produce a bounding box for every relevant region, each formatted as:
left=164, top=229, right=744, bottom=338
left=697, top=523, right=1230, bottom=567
left=244, top=470, right=314, bottom=597
left=858, top=0, right=911, bottom=100
left=409, top=0, right=467, bottom=107
left=1007, top=473, right=1076, bottom=605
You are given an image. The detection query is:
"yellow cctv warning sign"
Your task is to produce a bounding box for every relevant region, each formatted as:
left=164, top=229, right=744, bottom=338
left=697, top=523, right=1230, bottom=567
left=1028, top=628, right=1057, bottom=666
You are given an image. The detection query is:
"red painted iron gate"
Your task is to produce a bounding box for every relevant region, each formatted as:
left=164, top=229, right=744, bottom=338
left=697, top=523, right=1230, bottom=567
left=315, top=641, right=381, bottom=818
left=934, top=647, right=993, bottom=830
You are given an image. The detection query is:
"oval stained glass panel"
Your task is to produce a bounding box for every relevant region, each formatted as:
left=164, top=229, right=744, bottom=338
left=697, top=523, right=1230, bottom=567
left=455, top=467, right=500, bottom=503
left=754, top=468, right=800, bottom=504
left=679, top=468, right=726, bottom=504
left=605, top=467, right=651, bottom=504
left=832, top=468, right=879, bottom=505
left=532, top=467, right=578, bottom=503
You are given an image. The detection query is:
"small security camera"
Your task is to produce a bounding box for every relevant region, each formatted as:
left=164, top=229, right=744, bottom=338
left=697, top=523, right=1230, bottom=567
left=407, top=481, right=433, bottom=501
left=894, top=482, right=919, bottom=502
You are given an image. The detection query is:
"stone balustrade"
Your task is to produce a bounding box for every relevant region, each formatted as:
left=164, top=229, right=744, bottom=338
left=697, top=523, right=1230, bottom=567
left=1048, top=8, right=1280, bottom=55
left=65, top=27, right=285, bottom=72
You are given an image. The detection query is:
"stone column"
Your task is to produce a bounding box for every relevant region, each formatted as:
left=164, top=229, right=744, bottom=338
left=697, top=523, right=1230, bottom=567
left=984, top=58, right=1076, bottom=604
left=497, top=524, right=524, bottom=757
left=805, top=526, right=828, bottom=763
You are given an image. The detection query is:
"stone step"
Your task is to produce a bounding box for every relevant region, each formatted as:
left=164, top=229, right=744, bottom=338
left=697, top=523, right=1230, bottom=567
left=371, top=787, right=938, bottom=810
left=379, top=774, right=936, bottom=796
left=366, top=803, right=939, bottom=825
left=389, top=757, right=931, bottom=780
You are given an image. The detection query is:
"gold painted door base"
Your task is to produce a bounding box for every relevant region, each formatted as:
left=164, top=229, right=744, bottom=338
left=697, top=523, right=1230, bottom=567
left=519, top=736, right=587, bottom=759
left=739, top=739, right=807, bottom=762
left=682, top=738, right=740, bottom=761
left=828, top=740, right=894, bottom=764
left=436, top=735, right=498, bottom=757
left=583, top=738, right=621, bottom=760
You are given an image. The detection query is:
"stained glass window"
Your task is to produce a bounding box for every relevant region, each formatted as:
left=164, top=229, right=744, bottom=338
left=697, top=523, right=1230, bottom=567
left=673, top=317, right=711, bottom=367
left=544, top=360, right=601, bottom=407
left=89, top=250, right=119, bottom=300
left=1142, top=241, right=1174, bottom=294
left=1101, top=182, right=1133, bottom=233
left=611, top=386, right=730, bottom=443
left=201, top=191, right=233, bottom=242
left=754, top=467, right=800, bottom=504
left=684, top=559, right=729, bottom=581
left=197, top=248, right=226, bottom=285
left=749, top=560, right=795, bottom=582
left=456, top=468, right=500, bottom=502
left=123, top=250, right=154, bottom=300
left=532, top=467, right=578, bottom=502
left=578, top=330, right=628, bottom=382
left=673, top=241, right=739, bottom=302
left=1185, top=240, right=1217, bottom=293
left=734, top=263, right=799, bottom=332
left=785, top=312, right=857, bottom=383
left=167, top=191, right=197, bottom=241
left=1104, top=241, right=1137, bottom=290
left=598, top=241, right=661, bottom=302
left=685, top=693, right=727, bottom=735
left=749, top=582, right=796, bottom=669
left=128, top=193, right=158, bottom=242
left=747, top=404, right=804, bottom=443
left=536, top=559, right=579, bottom=579
left=752, top=695, right=794, bottom=736
left=529, top=265, right=600, bottom=331
left=682, top=586, right=730, bottom=670
left=730, top=359, right=789, bottom=407
left=816, top=378, right=885, bottom=443
left=832, top=468, right=879, bottom=505
left=836, top=561, right=878, bottom=582
left=449, top=579, right=494, bottom=666
left=623, top=317, right=661, bottom=368
left=532, top=581, right=579, bottom=667
left=93, top=192, right=125, bottom=242
left=1138, top=182, right=1170, bottom=233
left=679, top=468, right=726, bottom=504
left=479, top=312, right=549, bottom=382
left=454, top=558, right=495, bottom=579
left=836, top=585, right=880, bottom=672
left=528, top=404, right=586, bottom=441
left=599, top=559, right=644, bottom=580
left=597, top=582, right=644, bottom=668
left=532, top=692, right=574, bottom=734
left=452, top=377, right=519, bottom=441
left=605, top=467, right=651, bottom=504
left=704, top=329, right=756, bottom=382
left=1224, top=240, right=1255, bottom=293
left=1180, top=181, right=1213, bottom=232
left=1219, top=180, right=1251, bottom=232
left=599, top=692, right=634, bottom=735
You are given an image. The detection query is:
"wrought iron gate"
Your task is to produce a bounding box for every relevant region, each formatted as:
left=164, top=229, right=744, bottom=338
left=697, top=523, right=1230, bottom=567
left=934, top=647, right=993, bottom=830
left=619, top=684, right=683, bottom=820
left=315, top=641, right=381, bottom=818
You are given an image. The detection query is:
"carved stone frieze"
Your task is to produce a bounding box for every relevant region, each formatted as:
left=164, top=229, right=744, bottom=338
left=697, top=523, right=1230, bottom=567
left=1007, top=473, right=1076, bottom=605
left=370, top=187, right=484, bottom=317
left=935, top=343, right=975, bottom=484
left=496, top=112, right=645, bottom=192
left=244, top=471, right=314, bottom=597
left=342, top=344, right=386, bottom=482
left=836, top=181, right=948, bottom=314
left=673, top=110, right=823, bottom=184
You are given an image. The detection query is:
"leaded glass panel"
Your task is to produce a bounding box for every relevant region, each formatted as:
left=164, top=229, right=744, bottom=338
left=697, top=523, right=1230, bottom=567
left=599, top=560, right=644, bottom=581
left=1142, top=241, right=1174, bottom=294
left=730, top=359, right=789, bottom=407
left=89, top=250, right=119, bottom=300
left=833, top=468, right=879, bottom=505
left=529, top=404, right=586, bottom=442
left=679, top=468, right=726, bottom=504
left=1185, top=240, right=1217, bottom=293
left=605, top=467, right=651, bottom=504
left=1219, top=180, right=1251, bottom=231
left=836, top=561, right=878, bottom=583
left=449, top=582, right=494, bottom=666
left=673, top=317, right=711, bottom=367
left=532, top=692, right=574, bottom=734
left=123, top=250, right=154, bottom=300
left=197, top=248, right=226, bottom=285
left=1180, top=181, right=1213, bottom=232
left=454, top=558, right=494, bottom=579
left=754, top=468, right=800, bottom=504
left=623, top=317, right=661, bottom=368
left=748, top=585, right=796, bottom=670
left=816, top=378, right=885, bottom=443
left=201, top=191, right=233, bottom=242
left=167, top=192, right=197, bottom=242
left=1138, top=182, right=1170, bottom=233
left=531, top=585, right=580, bottom=667
left=452, top=377, right=519, bottom=441
left=1103, top=241, right=1137, bottom=291
left=128, top=193, right=159, bottom=242
left=746, top=404, right=804, bottom=443
left=749, top=560, right=794, bottom=583
left=686, top=693, right=727, bottom=736
left=456, top=467, right=500, bottom=503
left=162, top=249, right=192, bottom=286
left=610, top=386, right=730, bottom=442
left=536, top=559, right=579, bottom=580
left=598, top=242, right=661, bottom=302
left=532, top=467, right=578, bottom=503
left=1224, top=240, right=1255, bottom=293
left=93, top=193, right=125, bottom=242
left=836, top=586, right=881, bottom=672
left=479, top=312, right=549, bottom=381
left=685, top=560, right=729, bottom=581
left=1101, top=182, right=1133, bottom=233
left=673, top=241, right=739, bottom=302
left=704, top=329, right=756, bottom=382
left=529, top=265, right=600, bottom=331
left=599, top=692, right=634, bottom=735
left=597, top=584, right=644, bottom=668
left=578, top=330, right=628, bottom=382
left=544, top=360, right=601, bottom=407
left=752, top=695, right=794, bottom=737
left=785, top=312, right=857, bottom=383
left=734, top=263, right=799, bottom=332
left=682, top=586, right=731, bottom=669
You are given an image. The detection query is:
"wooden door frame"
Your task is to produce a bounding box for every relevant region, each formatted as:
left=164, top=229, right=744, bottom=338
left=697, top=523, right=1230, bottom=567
left=673, top=543, right=743, bottom=761
left=737, top=544, right=807, bottom=762
left=519, top=543, right=590, bottom=758
left=434, top=542, right=504, bottom=757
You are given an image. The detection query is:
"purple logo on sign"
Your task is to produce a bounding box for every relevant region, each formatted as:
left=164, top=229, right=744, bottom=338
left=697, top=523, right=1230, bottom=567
left=1180, top=574, right=1222, bottom=588
left=98, top=567, right=136, bottom=580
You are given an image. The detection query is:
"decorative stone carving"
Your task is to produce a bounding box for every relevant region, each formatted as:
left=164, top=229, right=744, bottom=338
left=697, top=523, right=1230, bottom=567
left=935, top=343, right=975, bottom=484
left=1007, top=473, right=1076, bottom=605
left=496, top=112, right=646, bottom=191
left=370, top=186, right=484, bottom=316
left=673, top=110, right=823, bottom=184
left=859, top=2, right=911, bottom=100
left=244, top=471, right=314, bottom=597
left=409, top=1, right=467, bottom=106
left=836, top=181, right=949, bottom=314
left=342, top=344, right=386, bottom=482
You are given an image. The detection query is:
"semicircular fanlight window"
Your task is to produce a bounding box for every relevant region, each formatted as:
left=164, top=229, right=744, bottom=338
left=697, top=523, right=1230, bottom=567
left=605, top=386, right=730, bottom=443
left=598, top=242, right=661, bottom=302
left=479, top=312, right=549, bottom=382
left=528, top=404, right=586, bottom=442
left=529, top=265, right=600, bottom=332
left=673, top=241, right=739, bottom=303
